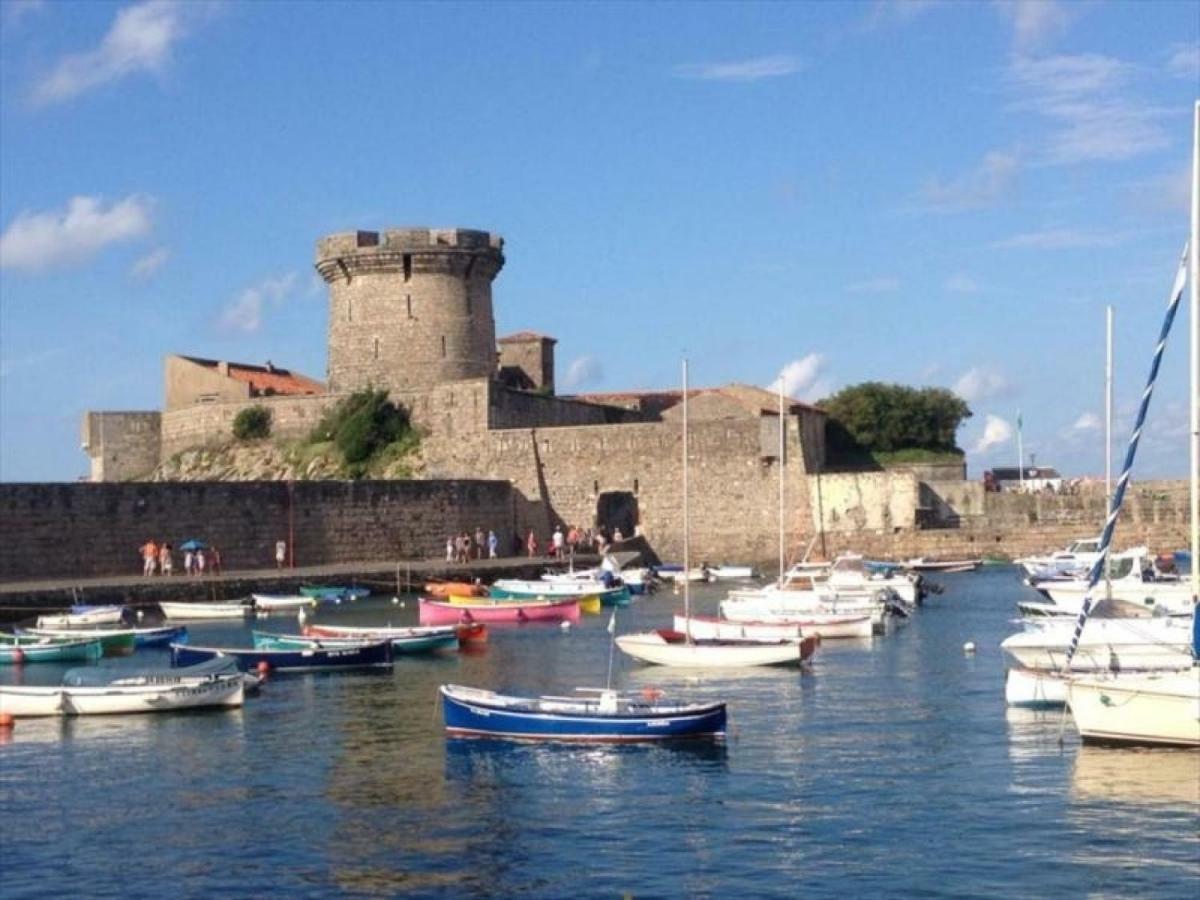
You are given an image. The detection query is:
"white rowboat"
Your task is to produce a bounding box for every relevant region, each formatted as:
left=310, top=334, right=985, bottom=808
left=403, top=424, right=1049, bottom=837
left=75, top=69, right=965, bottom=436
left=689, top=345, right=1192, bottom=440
left=159, top=600, right=251, bottom=620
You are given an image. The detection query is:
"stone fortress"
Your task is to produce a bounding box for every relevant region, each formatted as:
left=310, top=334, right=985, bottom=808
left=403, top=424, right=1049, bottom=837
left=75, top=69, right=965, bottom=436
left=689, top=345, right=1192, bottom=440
left=80, top=226, right=1190, bottom=565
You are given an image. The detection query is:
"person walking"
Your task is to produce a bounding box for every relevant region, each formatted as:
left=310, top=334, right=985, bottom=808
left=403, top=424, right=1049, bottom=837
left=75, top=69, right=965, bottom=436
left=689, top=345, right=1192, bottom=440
left=526, top=530, right=538, bottom=558
left=140, top=540, right=158, bottom=576
left=159, top=542, right=173, bottom=576
left=275, top=540, right=287, bottom=570
left=487, top=529, right=498, bottom=559
left=445, top=536, right=455, bottom=563
left=195, top=548, right=206, bottom=576
left=474, top=527, right=485, bottom=560
left=184, top=548, right=195, bottom=576
left=462, top=531, right=473, bottom=563
left=552, top=525, right=564, bottom=559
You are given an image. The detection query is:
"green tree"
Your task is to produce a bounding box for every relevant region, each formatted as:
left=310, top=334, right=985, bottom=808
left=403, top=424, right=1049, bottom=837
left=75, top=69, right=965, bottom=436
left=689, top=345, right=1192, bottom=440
left=232, top=405, right=272, bottom=441
left=311, top=389, right=414, bottom=474
left=819, top=382, right=971, bottom=453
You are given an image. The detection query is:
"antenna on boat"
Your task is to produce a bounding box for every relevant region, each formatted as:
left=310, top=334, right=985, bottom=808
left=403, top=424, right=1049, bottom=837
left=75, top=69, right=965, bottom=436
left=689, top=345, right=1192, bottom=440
left=1105, top=304, right=1114, bottom=602
left=779, top=377, right=786, bottom=586
left=682, top=357, right=692, bottom=644
left=1190, top=99, right=1199, bottom=655
left=605, top=608, right=617, bottom=691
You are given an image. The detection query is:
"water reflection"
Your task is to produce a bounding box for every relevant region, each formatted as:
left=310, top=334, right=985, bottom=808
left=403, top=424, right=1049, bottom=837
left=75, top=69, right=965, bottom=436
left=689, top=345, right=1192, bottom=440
left=1072, top=746, right=1200, bottom=808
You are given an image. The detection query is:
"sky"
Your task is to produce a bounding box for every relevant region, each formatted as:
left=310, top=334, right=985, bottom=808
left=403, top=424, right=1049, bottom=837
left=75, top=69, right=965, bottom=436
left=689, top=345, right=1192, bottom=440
left=0, top=0, right=1197, bottom=482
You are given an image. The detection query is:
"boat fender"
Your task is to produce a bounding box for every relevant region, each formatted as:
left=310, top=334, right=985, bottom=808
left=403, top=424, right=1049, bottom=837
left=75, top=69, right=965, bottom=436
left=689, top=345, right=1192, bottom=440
left=641, top=688, right=663, bottom=702
left=0, top=713, right=14, bottom=730
left=10, top=648, right=23, bottom=666
left=560, top=621, right=571, bottom=631
left=256, top=661, right=272, bottom=676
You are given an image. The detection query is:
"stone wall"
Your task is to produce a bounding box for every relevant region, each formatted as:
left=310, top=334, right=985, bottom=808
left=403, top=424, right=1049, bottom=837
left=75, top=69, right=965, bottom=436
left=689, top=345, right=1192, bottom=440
left=0, top=480, right=515, bottom=582
left=812, top=471, right=921, bottom=533
left=160, top=395, right=334, bottom=459
left=81, top=411, right=162, bottom=482
left=425, top=414, right=816, bottom=567
left=488, top=385, right=644, bottom=430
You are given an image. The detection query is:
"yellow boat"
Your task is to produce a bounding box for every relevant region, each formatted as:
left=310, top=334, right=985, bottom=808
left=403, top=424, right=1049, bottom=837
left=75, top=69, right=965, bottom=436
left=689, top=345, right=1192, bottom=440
left=448, top=594, right=602, bottom=615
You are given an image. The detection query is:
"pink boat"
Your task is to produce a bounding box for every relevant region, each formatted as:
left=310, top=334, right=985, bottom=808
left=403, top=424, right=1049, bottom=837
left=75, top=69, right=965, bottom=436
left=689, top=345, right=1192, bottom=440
left=418, top=596, right=581, bottom=625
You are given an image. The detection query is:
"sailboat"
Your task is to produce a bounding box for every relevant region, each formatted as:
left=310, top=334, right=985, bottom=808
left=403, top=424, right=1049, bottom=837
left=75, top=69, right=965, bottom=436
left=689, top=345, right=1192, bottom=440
left=616, top=360, right=817, bottom=668
left=1060, top=102, right=1200, bottom=748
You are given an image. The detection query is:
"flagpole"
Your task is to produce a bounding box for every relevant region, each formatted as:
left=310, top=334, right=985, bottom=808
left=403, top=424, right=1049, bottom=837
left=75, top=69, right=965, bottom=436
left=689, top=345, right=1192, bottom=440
left=1017, top=409, right=1025, bottom=492
left=682, top=357, right=692, bottom=643
left=778, top=378, right=785, bottom=585
left=1189, top=100, right=1199, bottom=622
left=605, top=610, right=617, bottom=690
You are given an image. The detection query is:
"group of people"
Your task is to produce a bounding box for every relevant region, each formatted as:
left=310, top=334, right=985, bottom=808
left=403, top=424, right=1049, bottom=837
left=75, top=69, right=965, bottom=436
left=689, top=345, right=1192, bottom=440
left=446, top=528, right=499, bottom=563
left=525, top=523, right=627, bottom=559
left=138, top=540, right=219, bottom=577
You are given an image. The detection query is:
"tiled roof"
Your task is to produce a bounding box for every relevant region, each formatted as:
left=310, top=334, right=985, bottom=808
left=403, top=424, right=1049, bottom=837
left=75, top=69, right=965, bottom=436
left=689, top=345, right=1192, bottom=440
left=181, top=356, right=324, bottom=396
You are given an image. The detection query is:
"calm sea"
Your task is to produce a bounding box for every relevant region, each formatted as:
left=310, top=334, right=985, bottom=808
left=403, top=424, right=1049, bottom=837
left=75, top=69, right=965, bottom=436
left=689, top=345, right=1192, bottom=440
left=1, top=567, right=1197, bottom=899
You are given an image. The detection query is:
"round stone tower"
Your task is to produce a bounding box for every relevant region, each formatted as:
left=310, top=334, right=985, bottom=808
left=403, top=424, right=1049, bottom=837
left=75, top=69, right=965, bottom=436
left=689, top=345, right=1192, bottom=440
left=315, top=228, right=504, bottom=394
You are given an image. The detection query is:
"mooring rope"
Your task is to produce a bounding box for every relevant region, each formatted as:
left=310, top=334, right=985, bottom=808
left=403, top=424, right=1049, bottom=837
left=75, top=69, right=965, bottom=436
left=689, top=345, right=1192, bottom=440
left=1065, top=242, right=1190, bottom=665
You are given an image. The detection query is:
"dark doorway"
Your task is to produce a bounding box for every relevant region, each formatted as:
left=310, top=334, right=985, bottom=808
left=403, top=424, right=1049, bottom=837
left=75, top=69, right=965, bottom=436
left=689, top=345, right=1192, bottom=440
left=596, top=491, right=638, bottom=540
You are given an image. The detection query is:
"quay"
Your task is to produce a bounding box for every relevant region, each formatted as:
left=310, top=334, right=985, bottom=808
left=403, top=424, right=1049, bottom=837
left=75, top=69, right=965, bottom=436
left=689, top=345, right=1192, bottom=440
left=0, top=554, right=600, bottom=622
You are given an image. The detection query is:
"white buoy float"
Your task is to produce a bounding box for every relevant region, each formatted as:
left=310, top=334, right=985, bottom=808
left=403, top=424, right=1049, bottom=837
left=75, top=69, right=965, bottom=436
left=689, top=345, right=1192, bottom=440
left=560, top=621, right=571, bottom=631
left=963, top=641, right=976, bottom=654
left=136, top=609, right=145, bottom=621
left=392, top=596, right=400, bottom=605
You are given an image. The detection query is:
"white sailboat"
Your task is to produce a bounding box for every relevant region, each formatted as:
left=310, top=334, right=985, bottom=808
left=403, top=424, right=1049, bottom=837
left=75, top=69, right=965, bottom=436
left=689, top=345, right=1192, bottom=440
left=1062, top=102, right=1200, bottom=747
left=617, top=360, right=812, bottom=668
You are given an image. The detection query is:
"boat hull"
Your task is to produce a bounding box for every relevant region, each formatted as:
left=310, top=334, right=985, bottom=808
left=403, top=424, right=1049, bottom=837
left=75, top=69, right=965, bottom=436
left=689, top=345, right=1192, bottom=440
left=441, top=685, right=726, bottom=742
left=1000, top=620, right=1195, bottom=672
left=251, top=594, right=318, bottom=611
left=616, top=631, right=812, bottom=668
left=674, top=612, right=870, bottom=642
left=171, top=641, right=393, bottom=672
left=0, top=675, right=244, bottom=717
left=254, top=631, right=459, bottom=655
left=1004, top=667, right=1069, bottom=708
left=1067, top=671, right=1200, bottom=747
left=419, top=597, right=580, bottom=625
left=159, top=601, right=250, bottom=620
left=0, top=638, right=104, bottom=665
left=36, top=606, right=124, bottom=628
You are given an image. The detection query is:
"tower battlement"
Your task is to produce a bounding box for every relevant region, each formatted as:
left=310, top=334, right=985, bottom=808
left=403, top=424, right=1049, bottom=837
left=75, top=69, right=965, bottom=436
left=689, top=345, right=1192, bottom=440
left=316, top=227, right=505, bottom=394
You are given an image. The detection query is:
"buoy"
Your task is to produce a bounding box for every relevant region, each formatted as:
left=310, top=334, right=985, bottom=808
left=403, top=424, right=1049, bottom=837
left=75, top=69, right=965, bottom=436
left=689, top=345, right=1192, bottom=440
left=399, top=601, right=406, bottom=609
left=560, top=621, right=571, bottom=631
left=11, top=648, right=24, bottom=666
left=963, top=641, right=976, bottom=654
left=136, top=609, right=145, bottom=621
left=298, top=608, right=308, bottom=623
left=0, top=712, right=14, bottom=729
left=392, top=596, right=400, bottom=605
left=256, top=661, right=271, bottom=675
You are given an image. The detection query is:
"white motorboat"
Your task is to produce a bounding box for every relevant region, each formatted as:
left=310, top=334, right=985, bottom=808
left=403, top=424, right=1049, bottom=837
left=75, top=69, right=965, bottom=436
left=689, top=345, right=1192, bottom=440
left=616, top=629, right=816, bottom=668
left=36, top=605, right=125, bottom=628
left=251, top=593, right=318, bottom=611
left=0, top=660, right=245, bottom=717
left=1034, top=559, right=1194, bottom=615
left=1066, top=670, right=1199, bottom=747
left=1015, top=537, right=1104, bottom=578
left=675, top=611, right=873, bottom=641
left=721, top=590, right=887, bottom=633
left=1001, top=613, right=1195, bottom=672
left=159, top=600, right=251, bottom=620
left=1004, top=667, right=1069, bottom=708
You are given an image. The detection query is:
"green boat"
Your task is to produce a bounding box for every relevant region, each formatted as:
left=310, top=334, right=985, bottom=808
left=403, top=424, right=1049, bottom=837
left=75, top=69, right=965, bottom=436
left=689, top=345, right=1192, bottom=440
left=0, top=637, right=103, bottom=665
left=18, top=628, right=137, bottom=657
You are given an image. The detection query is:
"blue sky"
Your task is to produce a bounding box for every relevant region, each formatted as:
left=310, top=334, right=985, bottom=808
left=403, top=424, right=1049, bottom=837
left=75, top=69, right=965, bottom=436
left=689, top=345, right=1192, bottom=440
left=1, top=0, right=1197, bottom=482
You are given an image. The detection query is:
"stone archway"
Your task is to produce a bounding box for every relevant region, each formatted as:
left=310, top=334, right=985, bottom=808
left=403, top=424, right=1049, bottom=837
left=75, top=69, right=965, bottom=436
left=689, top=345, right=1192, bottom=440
left=596, top=491, right=638, bottom=541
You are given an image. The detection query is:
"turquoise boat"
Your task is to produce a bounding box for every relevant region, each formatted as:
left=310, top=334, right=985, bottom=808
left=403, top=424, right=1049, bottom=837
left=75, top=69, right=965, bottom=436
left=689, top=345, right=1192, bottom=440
left=17, top=628, right=137, bottom=657
left=252, top=629, right=457, bottom=655
left=488, top=581, right=632, bottom=607
left=0, top=638, right=103, bottom=665
left=299, top=585, right=370, bottom=601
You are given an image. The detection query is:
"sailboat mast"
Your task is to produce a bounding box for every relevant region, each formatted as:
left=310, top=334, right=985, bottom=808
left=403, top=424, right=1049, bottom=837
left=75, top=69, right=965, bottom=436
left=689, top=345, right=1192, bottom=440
left=682, top=358, right=691, bottom=638
left=1106, top=305, right=1113, bottom=600
left=778, top=380, right=785, bottom=584
left=1190, top=100, right=1199, bottom=610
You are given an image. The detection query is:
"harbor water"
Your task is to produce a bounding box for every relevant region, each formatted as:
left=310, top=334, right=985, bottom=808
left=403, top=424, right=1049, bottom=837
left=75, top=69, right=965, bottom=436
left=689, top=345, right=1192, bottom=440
left=1, top=566, right=1197, bottom=898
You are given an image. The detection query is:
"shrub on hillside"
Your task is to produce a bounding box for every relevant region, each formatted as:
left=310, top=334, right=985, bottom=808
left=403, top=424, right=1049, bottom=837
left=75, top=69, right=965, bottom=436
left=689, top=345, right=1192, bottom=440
left=819, top=383, right=970, bottom=454
left=232, top=405, right=272, bottom=441
left=311, top=389, right=413, bottom=468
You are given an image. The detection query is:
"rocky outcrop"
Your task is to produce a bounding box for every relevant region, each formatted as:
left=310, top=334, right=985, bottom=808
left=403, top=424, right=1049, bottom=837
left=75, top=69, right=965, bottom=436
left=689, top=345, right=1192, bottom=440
left=150, top=441, right=424, bottom=482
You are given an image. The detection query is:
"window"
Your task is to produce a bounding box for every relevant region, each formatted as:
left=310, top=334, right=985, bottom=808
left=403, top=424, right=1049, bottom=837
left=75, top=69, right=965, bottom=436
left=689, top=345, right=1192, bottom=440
left=373, top=338, right=379, bottom=360
left=403, top=254, right=412, bottom=282
left=441, top=335, right=446, bottom=358
left=347, top=297, right=353, bottom=322
left=406, top=294, right=412, bottom=318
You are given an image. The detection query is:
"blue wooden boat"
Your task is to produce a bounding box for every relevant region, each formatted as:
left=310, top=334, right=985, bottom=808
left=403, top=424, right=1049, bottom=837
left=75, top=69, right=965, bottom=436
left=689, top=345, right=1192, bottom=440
left=251, top=630, right=458, bottom=655
left=0, top=637, right=104, bottom=665
left=440, top=684, right=727, bottom=742
left=299, top=585, right=370, bottom=601
left=171, top=641, right=392, bottom=673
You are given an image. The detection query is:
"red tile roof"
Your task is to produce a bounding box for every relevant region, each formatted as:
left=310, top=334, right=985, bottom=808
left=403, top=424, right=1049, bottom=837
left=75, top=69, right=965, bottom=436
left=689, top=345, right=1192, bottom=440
left=181, top=356, right=324, bottom=397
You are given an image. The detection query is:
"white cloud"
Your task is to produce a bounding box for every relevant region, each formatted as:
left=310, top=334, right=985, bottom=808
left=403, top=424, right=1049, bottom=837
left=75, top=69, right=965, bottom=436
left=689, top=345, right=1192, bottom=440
left=218, top=273, right=298, bottom=334
left=1071, top=412, right=1101, bottom=432
left=0, top=194, right=153, bottom=271
left=953, top=367, right=1012, bottom=403
left=767, top=354, right=833, bottom=402
left=995, top=0, right=1072, bottom=52
left=846, top=276, right=900, bottom=294
left=991, top=227, right=1124, bottom=250
left=1006, top=53, right=1170, bottom=164
left=1166, top=42, right=1199, bottom=79
left=973, top=414, right=1015, bottom=453
left=673, top=55, right=802, bottom=83
left=945, top=273, right=980, bottom=293
left=562, top=355, right=604, bottom=390
left=917, top=151, right=1019, bottom=212
left=130, top=246, right=169, bottom=279
left=32, top=1, right=212, bottom=105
